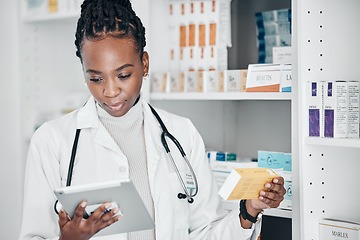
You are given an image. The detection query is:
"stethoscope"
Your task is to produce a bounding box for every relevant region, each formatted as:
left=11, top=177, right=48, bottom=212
left=54, top=104, right=198, bottom=215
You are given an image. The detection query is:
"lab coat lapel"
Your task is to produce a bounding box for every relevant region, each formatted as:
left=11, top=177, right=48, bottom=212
left=77, top=96, right=123, bottom=156
left=93, top=124, right=123, bottom=156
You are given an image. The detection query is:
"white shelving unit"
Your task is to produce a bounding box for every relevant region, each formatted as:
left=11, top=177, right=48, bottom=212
left=292, top=0, right=360, bottom=239
left=305, top=137, right=360, bottom=148
left=20, top=0, right=80, bottom=22
left=151, top=92, right=292, bottom=100
left=23, top=11, right=80, bottom=22
left=264, top=208, right=292, bottom=219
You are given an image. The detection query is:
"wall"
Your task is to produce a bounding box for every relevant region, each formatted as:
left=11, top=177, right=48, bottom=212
left=0, top=1, right=22, bottom=239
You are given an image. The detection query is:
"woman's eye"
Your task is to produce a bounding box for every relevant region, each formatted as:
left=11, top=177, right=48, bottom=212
left=118, top=74, right=131, bottom=80
left=89, top=78, right=102, bottom=83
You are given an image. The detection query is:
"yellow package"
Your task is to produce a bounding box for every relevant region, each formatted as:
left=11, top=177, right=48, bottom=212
left=218, top=168, right=279, bottom=200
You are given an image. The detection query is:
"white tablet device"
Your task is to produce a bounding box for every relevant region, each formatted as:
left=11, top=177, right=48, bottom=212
left=54, top=179, right=154, bottom=237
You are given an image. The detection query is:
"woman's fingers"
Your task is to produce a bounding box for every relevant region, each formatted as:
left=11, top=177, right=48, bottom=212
left=72, top=201, right=87, bottom=225
left=258, top=177, right=286, bottom=207
left=58, top=201, right=120, bottom=240
left=85, top=203, right=121, bottom=232
left=96, top=208, right=121, bottom=231
left=58, top=208, right=70, bottom=229
left=88, top=202, right=111, bottom=222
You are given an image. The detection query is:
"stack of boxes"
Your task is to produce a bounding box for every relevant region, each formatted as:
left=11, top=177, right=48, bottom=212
left=152, top=0, right=241, bottom=94
left=307, top=81, right=360, bottom=138
left=255, top=8, right=291, bottom=64
left=26, top=0, right=82, bottom=16
left=168, top=0, right=231, bottom=73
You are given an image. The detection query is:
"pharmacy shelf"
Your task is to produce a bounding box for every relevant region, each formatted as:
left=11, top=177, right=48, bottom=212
left=263, top=208, right=292, bottom=219
left=150, top=92, right=292, bottom=101
left=305, top=137, right=360, bottom=149
left=23, top=11, right=80, bottom=22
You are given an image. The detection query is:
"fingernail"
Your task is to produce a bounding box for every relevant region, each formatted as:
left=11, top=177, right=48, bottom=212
left=60, top=207, right=64, bottom=213
left=273, top=178, right=279, bottom=183
left=105, top=203, right=111, bottom=209
left=113, top=208, right=119, bottom=214
left=259, top=196, right=264, bottom=200
left=260, top=191, right=266, bottom=196
left=265, top=183, right=271, bottom=188
left=81, top=201, right=87, bottom=208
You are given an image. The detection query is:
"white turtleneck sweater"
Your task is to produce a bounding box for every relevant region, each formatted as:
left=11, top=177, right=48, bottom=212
left=96, top=97, right=155, bottom=240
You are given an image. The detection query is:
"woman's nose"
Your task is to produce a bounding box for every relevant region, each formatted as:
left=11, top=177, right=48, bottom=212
left=104, top=79, right=121, bottom=97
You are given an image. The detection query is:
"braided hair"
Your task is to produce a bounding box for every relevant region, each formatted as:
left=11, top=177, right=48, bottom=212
left=75, top=0, right=146, bottom=61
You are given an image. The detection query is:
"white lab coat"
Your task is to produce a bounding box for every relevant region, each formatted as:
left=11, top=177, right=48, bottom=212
left=19, top=96, right=261, bottom=240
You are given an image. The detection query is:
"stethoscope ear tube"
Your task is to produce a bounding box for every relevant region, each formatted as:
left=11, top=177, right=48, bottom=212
left=54, top=128, right=81, bottom=215
left=66, top=129, right=81, bottom=187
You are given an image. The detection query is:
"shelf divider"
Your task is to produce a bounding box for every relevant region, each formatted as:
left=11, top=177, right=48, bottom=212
left=150, top=92, right=292, bottom=101
left=305, top=137, right=360, bottom=148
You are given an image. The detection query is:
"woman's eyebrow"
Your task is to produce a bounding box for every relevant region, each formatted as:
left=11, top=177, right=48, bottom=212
left=85, top=64, right=134, bottom=74
left=86, top=69, right=102, bottom=74
left=115, top=64, right=134, bottom=72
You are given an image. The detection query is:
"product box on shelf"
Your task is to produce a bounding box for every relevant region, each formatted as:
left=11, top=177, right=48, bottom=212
left=321, top=80, right=359, bottom=139
left=218, top=69, right=247, bottom=92
left=25, top=0, right=48, bottom=16
left=246, top=64, right=282, bottom=92
left=167, top=0, right=231, bottom=73
left=307, top=81, right=323, bottom=137
left=219, top=70, right=240, bottom=92
left=184, top=71, right=198, bottom=92
left=168, top=72, right=185, bottom=92
left=280, top=64, right=292, bottom=92
left=347, top=81, right=359, bottom=138
left=257, top=151, right=291, bottom=172
left=319, top=218, right=360, bottom=240
left=203, top=70, right=219, bottom=92
left=196, top=71, right=204, bottom=92
left=25, top=0, right=82, bottom=17
left=333, top=81, right=348, bottom=138
left=272, top=46, right=292, bottom=64
left=322, top=81, right=335, bottom=138
left=255, top=8, right=291, bottom=23
left=280, top=171, right=292, bottom=210
left=207, top=151, right=237, bottom=162
left=255, top=8, right=291, bottom=64
left=151, top=72, right=168, bottom=93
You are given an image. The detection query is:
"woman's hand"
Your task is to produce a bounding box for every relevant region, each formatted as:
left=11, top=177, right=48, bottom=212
left=240, top=177, right=286, bottom=229
left=58, top=201, right=121, bottom=240
left=249, top=176, right=286, bottom=210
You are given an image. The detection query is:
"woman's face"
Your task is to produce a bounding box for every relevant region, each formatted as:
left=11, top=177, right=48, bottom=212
left=81, top=36, right=149, bottom=117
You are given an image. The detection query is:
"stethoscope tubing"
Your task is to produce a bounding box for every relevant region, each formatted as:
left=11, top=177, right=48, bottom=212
left=54, top=103, right=199, bottom=214
left=150, top=105, right=199, bottom=201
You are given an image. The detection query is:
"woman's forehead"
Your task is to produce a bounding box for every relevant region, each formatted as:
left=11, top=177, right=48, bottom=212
left=80, top=37, right=141, bottom=69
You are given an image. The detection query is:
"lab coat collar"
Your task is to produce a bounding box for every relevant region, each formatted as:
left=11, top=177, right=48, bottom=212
left=76, top=96, right=122, bottom=156
left=76, top=95, right=100, bottom=129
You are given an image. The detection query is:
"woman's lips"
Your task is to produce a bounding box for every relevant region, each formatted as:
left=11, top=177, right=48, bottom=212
left=104, top=101, right=126, bottom=111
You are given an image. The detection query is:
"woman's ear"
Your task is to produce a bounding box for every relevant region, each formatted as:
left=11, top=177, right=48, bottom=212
left=142, top=51, right=149, bottom=75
